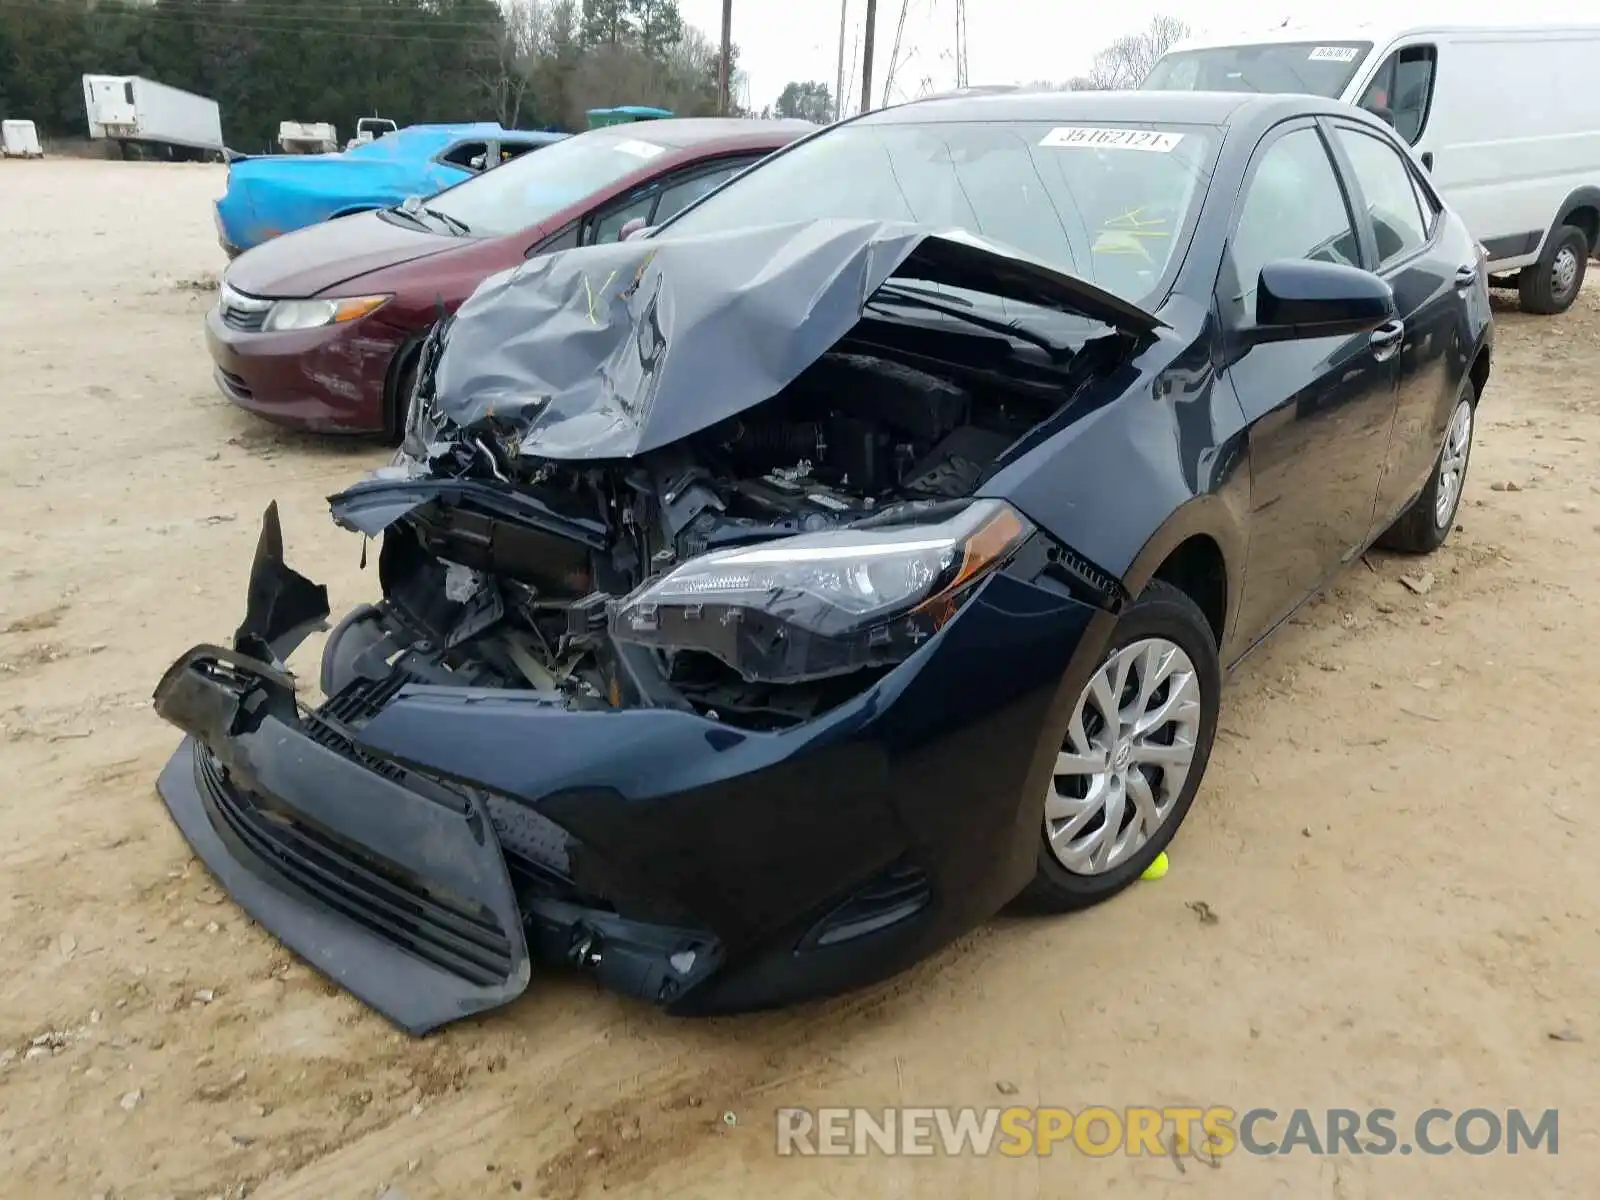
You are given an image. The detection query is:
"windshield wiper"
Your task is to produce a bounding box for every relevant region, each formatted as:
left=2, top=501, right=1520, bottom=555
left=385, top=204, right=431, bottom=231
left=868, top=282, right=1072, bottom=362
left=421, top=205, right=471, bottom=236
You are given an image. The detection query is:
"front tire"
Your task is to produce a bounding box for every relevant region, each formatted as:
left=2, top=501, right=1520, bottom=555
left=1375, top=379, right=1475, bottom=554
left=1020, top=580, right=1221, bottom=912
left=1518, top=224, right=1588, bottom=314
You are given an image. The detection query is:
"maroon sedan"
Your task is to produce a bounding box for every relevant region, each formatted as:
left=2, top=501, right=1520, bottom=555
left=207, top=118, right=815, bottom=435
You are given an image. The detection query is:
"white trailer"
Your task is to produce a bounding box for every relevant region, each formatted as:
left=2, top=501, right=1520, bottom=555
left=2, top=119, right=44, bottom=158
left=82, top=74, right=224, bottom=161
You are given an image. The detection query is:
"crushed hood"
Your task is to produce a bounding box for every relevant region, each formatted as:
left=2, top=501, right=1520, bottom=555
left=431, top=217, right=1163, bottom=461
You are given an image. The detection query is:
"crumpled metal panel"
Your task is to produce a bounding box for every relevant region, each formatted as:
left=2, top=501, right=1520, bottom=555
left=431, top=216, right=1161, bottom=461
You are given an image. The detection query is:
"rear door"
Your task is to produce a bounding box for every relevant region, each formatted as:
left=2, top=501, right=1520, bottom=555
left=1222, top=120, right=1402, bottom=646
left=1324, top=119, right=1476, bottom=539
left=580, top=155, right=768, bottom=245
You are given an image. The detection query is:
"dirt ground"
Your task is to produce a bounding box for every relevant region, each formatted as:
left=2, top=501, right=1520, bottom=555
left=2, top=158, right=1598, bottom=1200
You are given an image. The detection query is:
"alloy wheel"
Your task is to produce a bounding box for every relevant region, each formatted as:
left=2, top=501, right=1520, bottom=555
left=1434, top=397, right=1473, bottom=528
left=1045, top=637, right=1202, bottom=875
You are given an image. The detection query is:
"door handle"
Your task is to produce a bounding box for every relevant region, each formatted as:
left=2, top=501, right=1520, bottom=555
left=1369, top=320, right=1404, bottom=362
left=1454, top=264, right=1477, bottom=289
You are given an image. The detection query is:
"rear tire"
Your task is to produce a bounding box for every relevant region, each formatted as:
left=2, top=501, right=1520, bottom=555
left=1375, top=378, right=1475, bottom=554
left=1518, top=224, right=1588, bottom=314
left=1019, top=580, right=1221, bottom=913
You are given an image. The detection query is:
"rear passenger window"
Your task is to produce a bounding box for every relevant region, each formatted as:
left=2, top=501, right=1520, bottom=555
left=442, top=141, right=491, bottom=172
left=1227, top=127, right=1359, bottom=316
left=1408, top=169, right=1440, bottom=237
left=653, top=161, right=752, bottom=225
left=1334, top=127, right=1428, bottom=268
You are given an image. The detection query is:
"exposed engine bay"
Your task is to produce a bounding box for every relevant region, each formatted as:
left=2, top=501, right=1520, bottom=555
left=315, top=220, right=1165, bottom=733
left=331, top=311, right=1132, bottom=734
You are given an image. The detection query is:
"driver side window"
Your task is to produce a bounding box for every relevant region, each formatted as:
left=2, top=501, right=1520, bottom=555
left=1226, top=127, right=1359, bottom=318
left=1357, top=46, right=1437, bottom=145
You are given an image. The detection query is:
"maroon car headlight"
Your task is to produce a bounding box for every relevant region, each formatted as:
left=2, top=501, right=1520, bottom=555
left=261, top=294, right=390, bottom=333
left=609, top=499, right=1033, bottom=684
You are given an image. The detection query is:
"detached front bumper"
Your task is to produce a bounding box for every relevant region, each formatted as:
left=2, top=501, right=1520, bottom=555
left=153, top=502, right=1114, bottom=1032
left=154, top=646, right=532, bottom=1033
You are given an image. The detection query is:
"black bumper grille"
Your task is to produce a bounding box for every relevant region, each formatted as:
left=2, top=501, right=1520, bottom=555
left=216, top=368, right=252, bottom=399
left=220, top=302, right=268, bottom=332
left=312, top=673, right=574, bottom=877
left=196, top=749, right=515, bottom=985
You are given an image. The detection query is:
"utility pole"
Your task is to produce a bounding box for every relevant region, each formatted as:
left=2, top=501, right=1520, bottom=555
left=834, top=0, right=849, bottom=121
left=718, top=0, right=733, bottom=115
left=954, top=0, right=969, bottom=89
left=859, top=0, right=877, bottom=115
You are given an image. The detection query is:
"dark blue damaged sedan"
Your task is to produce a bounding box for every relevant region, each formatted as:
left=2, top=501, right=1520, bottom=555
left=153, top=89, right=1493, bottom=1034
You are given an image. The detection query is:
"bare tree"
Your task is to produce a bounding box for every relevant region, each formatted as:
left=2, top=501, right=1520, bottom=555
left=478, top=0, right=548, bottom=126
left=1067, top=14, right=1189, bottom=91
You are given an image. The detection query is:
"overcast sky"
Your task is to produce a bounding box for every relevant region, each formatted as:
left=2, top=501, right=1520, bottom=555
left=675, top=0, right=1565, bottom=114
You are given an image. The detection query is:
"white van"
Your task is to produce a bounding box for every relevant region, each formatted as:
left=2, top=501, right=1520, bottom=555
left=1143, top=21, right=1600, bottom=314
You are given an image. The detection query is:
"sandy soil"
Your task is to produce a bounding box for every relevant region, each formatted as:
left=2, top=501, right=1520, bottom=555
left=2, top=158, right=1598, bottom=1200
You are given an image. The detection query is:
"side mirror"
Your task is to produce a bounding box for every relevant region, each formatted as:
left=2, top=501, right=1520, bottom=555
left=1248, top=259, right=1395, bottom=345
left=619, top=217, right=654, bottom=242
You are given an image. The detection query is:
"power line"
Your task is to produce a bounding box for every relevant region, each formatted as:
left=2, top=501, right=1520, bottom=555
left=880, top=0, right=908, bottom=108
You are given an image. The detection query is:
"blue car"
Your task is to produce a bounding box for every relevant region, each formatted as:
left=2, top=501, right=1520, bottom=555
left=212, top=123, right=567, bottom=256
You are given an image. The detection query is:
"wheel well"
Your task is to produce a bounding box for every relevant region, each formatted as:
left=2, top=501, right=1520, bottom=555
left=1561, top=204, right=1599, bottom=254
left=382, top=338, right=423, bottom=441
left=1152, top=535, right=1227, bottom=646
left=1468, top=345, right=1492, bottom=402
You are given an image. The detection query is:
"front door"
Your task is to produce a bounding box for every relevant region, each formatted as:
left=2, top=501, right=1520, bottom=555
left=1324, top=119, right=1471, bottom=536
left=1222, top=121, right=1402, bottom=647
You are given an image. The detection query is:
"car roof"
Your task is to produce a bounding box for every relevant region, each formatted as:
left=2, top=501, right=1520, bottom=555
left=862, top=88, right=1348, bottom=129
left=577, top=117, right=816, bottom=150
left=1171, top=19, right=1600, bottom=52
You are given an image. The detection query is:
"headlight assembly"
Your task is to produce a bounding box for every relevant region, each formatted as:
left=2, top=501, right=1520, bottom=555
left=610, top=499, right=1033, bottom=684
left=262, top=294, right=390, bottom=333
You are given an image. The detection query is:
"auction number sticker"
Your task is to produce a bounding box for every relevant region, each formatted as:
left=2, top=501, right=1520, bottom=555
left=613, top=139, right=666, bottom=159
left=1308, top=45, right=1361, bottom=61
left=1040, top=126, right=1184, bottom=153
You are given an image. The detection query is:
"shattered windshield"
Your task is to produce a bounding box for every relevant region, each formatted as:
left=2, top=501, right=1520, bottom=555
left=1142, top=41, right=1372, bottom=98
left=421, top=130, right=674, bottom=237
left=656, top=119, right=1219, bottom=306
